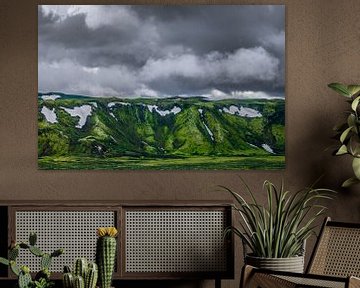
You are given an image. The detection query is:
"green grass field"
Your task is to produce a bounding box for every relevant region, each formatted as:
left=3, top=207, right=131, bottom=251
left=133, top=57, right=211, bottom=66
left=38, top=155, right=285, bottom=170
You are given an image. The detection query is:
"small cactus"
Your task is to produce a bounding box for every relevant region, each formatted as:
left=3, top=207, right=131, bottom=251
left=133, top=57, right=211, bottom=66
left=63, top=272, right=74, bottom=288
left=85, top=263, right=98, bottom=288
left=74, top=275, right=85, bottom=288
left=74, top=258, right=88, bottom=279
left=96, top=227, right=118, bottom=288
left=0, top=232, right=63, bottom=288
left=63, top=259, right=98, bottom=288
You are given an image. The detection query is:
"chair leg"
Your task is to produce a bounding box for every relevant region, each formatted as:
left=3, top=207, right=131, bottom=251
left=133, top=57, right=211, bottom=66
left=240, top=265, right=255, bottom=288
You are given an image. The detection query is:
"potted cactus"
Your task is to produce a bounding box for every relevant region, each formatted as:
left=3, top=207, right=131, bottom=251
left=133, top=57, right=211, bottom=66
left=0, top=232, right=63, bottom=288
left=96, top=227, right=118, bottom=288
left=62, top=258, right=98, bottom=288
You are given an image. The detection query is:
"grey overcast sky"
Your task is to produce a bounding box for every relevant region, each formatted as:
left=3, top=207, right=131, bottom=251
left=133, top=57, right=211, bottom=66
left=38, top=5, right=285, bottom=99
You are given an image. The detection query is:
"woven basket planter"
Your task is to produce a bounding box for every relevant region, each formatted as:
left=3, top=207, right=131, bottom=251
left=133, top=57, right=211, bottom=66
left=245, top=254, right=305, bottom=273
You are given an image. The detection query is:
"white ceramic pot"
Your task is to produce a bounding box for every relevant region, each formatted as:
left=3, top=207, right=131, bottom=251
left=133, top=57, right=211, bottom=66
left=245, top=254, right=305, bottom=273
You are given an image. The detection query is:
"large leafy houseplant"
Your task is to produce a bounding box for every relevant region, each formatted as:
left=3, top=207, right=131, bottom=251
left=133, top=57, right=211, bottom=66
left=328, top=83, right=360, bottom=187
left=223, top=179, right=334, bottom=260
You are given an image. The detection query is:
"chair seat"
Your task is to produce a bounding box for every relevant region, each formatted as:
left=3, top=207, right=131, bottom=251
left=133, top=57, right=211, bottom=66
left=277, top=275, right=346, bottom=288
left=243, top=266, right=360, bottom=288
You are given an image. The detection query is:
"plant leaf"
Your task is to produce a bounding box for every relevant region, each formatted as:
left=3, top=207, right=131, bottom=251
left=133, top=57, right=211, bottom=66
left=340, top=126, right=353, bottom=143
left=328, top=83, right=351, bottom=97
left=351, top=96, right=360, bottom=111
left=352, top=157, right=360, bottom=179
left=342, top=177, right=360, bottom=188
left=348, top=85, right=360, bottom=97
left=336, top=145, right=348, bottom=155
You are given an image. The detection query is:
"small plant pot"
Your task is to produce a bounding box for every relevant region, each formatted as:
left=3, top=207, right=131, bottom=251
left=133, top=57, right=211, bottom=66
left=245, top=254, right=304, bottom=273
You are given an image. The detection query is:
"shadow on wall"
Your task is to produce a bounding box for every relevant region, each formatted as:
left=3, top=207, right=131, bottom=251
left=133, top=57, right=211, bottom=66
left=295, top=106, right=360, bottom=220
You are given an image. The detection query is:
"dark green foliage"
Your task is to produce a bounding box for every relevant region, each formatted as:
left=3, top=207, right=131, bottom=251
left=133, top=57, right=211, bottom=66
left=50, top=248, right=63, bottom=258
left=0, top=257, right=9, bottom=266
left=32, top=277, right=54, bottom=288
left=29, top=233, right=37, bottom=246
left=38, top=94, right=285, bottom=170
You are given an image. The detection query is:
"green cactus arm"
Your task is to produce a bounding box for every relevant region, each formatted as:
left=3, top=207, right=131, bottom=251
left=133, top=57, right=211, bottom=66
left=0, top=257, right=9, bottom=266
left=41, top=254, right=52, bottom=270
left=18, top=271, right=32, bottom=288
left=19, top=242, right=30, bottom=249
left=62, top=272, right=74, bottom=288
left=10, top=260, right=20, bottom=276
left=8, top=247, right=19, bottom=260
left=50, top=248, right=64, bottom=257
left=29, top=232, right=37, bottom=246
left=63, top=265, right=72, bottom=273
left=74, top=258, right=88, bottom=279
left=85, top=262, right=98, bottom=288
left=73, top=275, right=85, bottom=288
left=29, top=246, right=44, bottom=257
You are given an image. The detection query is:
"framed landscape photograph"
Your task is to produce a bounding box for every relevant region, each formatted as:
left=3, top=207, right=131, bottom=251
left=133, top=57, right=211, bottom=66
left=38, top=5, right=285, bottom=170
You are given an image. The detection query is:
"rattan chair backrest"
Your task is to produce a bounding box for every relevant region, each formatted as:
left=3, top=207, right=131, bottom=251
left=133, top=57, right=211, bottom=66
left=307, top=218, right=360, bottom=277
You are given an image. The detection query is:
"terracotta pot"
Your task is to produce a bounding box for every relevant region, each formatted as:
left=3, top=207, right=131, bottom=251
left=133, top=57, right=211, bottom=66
left=245, top=254, right=304, bottom=273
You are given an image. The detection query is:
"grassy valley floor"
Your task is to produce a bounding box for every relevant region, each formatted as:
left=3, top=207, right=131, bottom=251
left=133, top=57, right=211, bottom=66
left=38, top=155, right=285, bottom=170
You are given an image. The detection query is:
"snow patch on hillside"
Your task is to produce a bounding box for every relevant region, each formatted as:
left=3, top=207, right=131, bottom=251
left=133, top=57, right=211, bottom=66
left=41, top=94, right=61, bottom=101
left=223, top=105, right=262, bottom=118
left=90, top=102, right=98, bottom=108
left=41, top=106, right=58, bottom=123
left=198, top=109, right=214, bottom=141
left=262, top=144, right=275, bottom=154
left=108, top=102, right=130, bottom=108
left=147, top=105, right=181, bottom=116
left=61, top=105, right=92, bottom=128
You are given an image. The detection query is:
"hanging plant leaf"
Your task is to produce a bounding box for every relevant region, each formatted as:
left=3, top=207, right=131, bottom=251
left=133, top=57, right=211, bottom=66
left=340, top=126, right=353, bottom=143
left=352, top=157, right=360, bottom=179
left=328, top=83, right=351, bottom=97
left=335, top=145, right=348, bottom=155
left=347, top=85, right=360, bottom=97
left=342, top=177, right=360, bottom=188
left=351, top=96, right=360, bottom=111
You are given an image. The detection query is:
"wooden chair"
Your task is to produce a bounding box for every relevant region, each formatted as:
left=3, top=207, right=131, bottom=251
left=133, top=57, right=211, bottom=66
left=241, top=217, right=360, bottom=288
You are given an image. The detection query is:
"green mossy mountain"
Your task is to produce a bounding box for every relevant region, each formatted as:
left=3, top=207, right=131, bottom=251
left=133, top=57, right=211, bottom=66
left=38, top=92, right=285, bottom=170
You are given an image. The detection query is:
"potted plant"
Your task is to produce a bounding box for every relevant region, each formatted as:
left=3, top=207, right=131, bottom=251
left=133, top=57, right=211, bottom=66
left=222, top=179, right=334, bottom=273
left=0, top=232, right=63, bottom=288
left=328, top=83, right=360, bottom=187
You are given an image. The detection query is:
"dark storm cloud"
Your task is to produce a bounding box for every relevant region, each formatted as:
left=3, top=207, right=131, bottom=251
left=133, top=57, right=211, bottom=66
left=38, top=5, right=285, bottom=98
